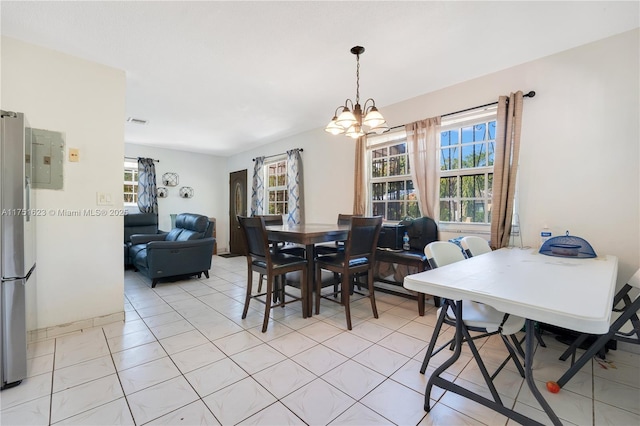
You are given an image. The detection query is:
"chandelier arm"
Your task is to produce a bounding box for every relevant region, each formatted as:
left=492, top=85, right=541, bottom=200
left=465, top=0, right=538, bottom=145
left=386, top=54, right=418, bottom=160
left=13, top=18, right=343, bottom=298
left=362, top=98, right=377, bottom=113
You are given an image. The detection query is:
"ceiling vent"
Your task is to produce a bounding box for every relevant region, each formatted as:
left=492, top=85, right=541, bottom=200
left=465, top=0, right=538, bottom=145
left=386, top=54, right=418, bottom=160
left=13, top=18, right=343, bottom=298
left=126, top=117, right=148, bottom=125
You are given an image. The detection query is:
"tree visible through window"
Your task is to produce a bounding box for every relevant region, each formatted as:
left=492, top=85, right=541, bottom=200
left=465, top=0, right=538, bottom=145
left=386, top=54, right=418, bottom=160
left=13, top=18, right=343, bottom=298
left=369, top=140, right=419, bottom=221
left=124, top=160, right=138, bottom=204
left=266, top=159, right=288, bottom=215
left=439, top=119, right=496, bottom=224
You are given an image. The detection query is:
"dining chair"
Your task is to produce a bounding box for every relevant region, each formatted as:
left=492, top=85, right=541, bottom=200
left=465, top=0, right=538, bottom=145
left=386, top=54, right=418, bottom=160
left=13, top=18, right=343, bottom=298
left=254, top=214, right=305, bottom=293
left=315, top=216, right=383, bottom=330
left=314, top=213, right=357, bottom=256
left=558, top=268, right=640, bottom=368
left=460, top=235, right=492, bottom=258
left=238, top=216, right=308, bottom=332
left=421, top=241, right=526, bottom=386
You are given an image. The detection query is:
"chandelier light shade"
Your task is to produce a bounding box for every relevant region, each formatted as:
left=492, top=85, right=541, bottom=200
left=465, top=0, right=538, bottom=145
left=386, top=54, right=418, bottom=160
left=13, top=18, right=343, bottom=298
left=325, top=46, right=388, bottom=138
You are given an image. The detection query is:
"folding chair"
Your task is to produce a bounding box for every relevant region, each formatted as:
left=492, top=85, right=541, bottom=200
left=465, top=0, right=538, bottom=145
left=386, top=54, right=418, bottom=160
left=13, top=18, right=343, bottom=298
left=420, top=241, right=526, bottom=400
left=557, top=268, right=640, bottom=387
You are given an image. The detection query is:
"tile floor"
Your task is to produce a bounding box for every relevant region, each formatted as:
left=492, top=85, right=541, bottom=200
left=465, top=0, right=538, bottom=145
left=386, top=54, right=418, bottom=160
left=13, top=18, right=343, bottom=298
left=1, top=255, right=639, bottom=425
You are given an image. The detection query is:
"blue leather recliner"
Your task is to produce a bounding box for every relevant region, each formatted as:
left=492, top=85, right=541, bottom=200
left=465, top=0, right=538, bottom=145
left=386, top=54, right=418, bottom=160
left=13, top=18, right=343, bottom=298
left=130, top=213, right=215, bottom=288
left=124, top=212, right=163, bottom=266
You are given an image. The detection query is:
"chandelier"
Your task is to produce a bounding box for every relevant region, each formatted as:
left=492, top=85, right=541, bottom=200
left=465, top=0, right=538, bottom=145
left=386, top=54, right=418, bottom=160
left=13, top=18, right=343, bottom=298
left=325, top=46, right=388, bottom=138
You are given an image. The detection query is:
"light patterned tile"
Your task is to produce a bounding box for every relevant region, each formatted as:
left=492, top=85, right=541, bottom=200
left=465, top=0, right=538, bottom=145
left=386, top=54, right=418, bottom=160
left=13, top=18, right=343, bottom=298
left=349, top=321, right=394, bottom=343
left=127, top=376, right=199, bottom=425
left=55, top=329, right=110, bottom=369
left=417, top=401, right=482, bottom=425
left=297, top=321, right=343, bottom=343
left=213, top=330, right=263, bottom=356
left=54, top=397, right=134, bottom=425
left=322, top=360, right=386, bottom=400
left=0, top=395, right=50, bottom=426
left=0, top=372, right=52, bottom=410
left=593, top=375, right=640, bottom=414
left=159, top=329, right=208, bottom=355
left=330, top=402, right=393, bottom=425
left=241, top=402, right=302, bottom=425
left=146, top=400, right=220, bottom=425
left=170, top=342, right=226, bottom=373
left=267, top=331, right=318, bottom=357
left=360, top=379, right=429, bottom=425
left=281, top=379, right=355, bottom=425
left=202, top=377, right=277, bottom=425
left=230, top=344, right=286, bottom=375
left=26, top=353, right=54, bottom=378
left=594, top=400, right=640, bottom=426
left=291, top=344, right=348, bottom=376
left=111, top=341, right=167, bottom=371
left=118, top=356, right=181, bottom=395
left=253, top=359, right=316, bottom=399
left=323, top=331, right=373, bottom=358
left=50, top=374, right=123, bottom=424
left=355, top=344, right=410, bottom=376
left=107, top=329, right=156, bottom=353
left=184, top=358, right=248, bottom=397
left=53, top=355, right=116, bottom=392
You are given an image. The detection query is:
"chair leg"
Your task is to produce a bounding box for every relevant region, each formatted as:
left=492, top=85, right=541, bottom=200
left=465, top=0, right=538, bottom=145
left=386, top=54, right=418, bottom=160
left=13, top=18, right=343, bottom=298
left=367, top=270, right=378, bottom=319
left=262, top=272, right=274, bottom=333
left=151, top=279, right=158, bottom=288
left=258, top=274, right=265, bottom=293
left=203, top=271, right=209, bottom=279
left=342, top=272, right=352, bottom=330
left=300, top=266, right=307, bottom=319
left=242, top=268, right=253, bottom=319
left=315, top=264, right=322, bottom=315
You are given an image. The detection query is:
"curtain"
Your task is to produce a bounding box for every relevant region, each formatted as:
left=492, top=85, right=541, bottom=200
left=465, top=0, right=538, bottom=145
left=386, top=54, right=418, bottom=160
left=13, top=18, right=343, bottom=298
left=406, top=117, right=441, bottom=219
left=286, top=149, right=304, bottom=225
left=250, top=156, right=265, bottom=216
left=137, top=157, right=158, bottom=214
left=353, top=135, right=367, bottom=215
left=490, top=91, right=524, bottom=249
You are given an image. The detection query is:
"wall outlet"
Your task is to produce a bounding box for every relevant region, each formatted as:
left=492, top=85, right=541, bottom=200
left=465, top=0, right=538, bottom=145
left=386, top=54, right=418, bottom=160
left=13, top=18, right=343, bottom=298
left=69, top=148, right=79, bottom=162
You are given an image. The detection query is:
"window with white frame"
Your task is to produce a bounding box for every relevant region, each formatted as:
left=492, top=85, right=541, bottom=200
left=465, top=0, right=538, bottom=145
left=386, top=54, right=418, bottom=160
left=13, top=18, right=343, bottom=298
left=367, top=134, right=419, bottom=221
left=366, top=107, right=500, bottom=227
left=265, top=158, right=288, bottom=215
left=439, top=108, right=497, bottom=226
left=123, top=160, right=138, bottom=205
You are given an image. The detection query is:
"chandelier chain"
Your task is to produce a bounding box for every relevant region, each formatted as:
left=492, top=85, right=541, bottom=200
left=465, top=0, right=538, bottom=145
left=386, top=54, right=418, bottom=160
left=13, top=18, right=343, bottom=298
left=355, top=53, right=360, bottom=105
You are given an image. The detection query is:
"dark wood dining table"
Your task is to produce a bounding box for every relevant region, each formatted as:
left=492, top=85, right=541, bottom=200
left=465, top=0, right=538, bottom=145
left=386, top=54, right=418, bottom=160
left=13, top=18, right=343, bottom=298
left=265, top=223, right=350, bottom=316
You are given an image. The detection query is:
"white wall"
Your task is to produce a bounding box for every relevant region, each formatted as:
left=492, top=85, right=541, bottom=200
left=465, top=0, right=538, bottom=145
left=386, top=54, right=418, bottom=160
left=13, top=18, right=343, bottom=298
left=1, top=37, right=126, bottom=330
left=124, top=144, right=228, bottom=251
left=228, top=29, right=640, bottom=286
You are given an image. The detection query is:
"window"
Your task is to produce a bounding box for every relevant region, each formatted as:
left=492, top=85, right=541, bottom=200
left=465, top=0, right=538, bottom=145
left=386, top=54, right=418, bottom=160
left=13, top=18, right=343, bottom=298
left=266, top=158, right=288, bottom=215
left=439, top=114, right=496, bottom=225
left=124, top=160, right=138, bottom=205
left=367, top=135, right=419, bottom=221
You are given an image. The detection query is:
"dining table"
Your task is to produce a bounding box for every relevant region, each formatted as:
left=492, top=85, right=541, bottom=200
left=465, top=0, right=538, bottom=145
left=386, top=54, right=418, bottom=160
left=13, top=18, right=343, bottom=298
left=265, top=223, right=350, bottom=317
left=404, top=247, right=618, bottom=426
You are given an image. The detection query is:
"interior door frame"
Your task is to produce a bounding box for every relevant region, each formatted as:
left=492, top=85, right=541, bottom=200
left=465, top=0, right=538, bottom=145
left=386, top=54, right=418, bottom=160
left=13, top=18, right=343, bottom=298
left=228, top=169, right=247, bottom=254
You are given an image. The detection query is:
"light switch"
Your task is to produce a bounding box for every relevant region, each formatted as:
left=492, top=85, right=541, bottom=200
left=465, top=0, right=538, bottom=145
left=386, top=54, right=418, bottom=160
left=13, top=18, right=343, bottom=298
left=69, top=148, right=79, bottom=162
left=96, top=192, right=113, bottom=206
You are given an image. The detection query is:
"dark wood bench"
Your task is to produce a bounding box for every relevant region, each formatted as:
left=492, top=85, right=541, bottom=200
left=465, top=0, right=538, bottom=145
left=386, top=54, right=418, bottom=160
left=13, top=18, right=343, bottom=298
left=373, top=217, right=440, bottom=315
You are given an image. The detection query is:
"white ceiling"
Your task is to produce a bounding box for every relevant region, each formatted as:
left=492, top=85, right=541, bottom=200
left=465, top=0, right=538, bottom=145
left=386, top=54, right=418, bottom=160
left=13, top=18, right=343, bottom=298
left=2, top=1, right=638, bottom=156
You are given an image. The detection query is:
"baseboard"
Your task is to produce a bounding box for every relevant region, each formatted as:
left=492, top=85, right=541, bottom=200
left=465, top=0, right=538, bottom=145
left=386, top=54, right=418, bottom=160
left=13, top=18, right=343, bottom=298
left=27, top=311, right=125, bottom=343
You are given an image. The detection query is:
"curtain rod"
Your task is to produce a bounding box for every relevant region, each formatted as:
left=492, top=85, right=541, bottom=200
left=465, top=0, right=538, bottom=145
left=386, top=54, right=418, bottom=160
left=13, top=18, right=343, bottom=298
left=124, top=156, right=160, bottom=162
left=252, top=148, right=304, bottom=162
left=385, top=90, right=536, bottom=133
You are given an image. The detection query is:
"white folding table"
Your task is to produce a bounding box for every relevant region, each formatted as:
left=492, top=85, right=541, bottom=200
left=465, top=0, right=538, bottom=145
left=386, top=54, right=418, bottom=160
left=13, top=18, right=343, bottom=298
left=404, top=247, right=618, bottom=426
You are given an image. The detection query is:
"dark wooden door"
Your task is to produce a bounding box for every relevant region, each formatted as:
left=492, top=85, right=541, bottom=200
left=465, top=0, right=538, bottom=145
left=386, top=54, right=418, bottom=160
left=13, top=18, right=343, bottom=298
left=229, top=169, right=247, bottom=254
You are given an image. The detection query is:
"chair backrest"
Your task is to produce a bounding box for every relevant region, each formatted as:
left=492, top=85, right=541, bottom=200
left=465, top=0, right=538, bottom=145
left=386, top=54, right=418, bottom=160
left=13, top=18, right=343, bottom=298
left=166, top=213, right=210, bottom=241
left=460, top=236, right=492, bottom=258
left=337, top=214, right=357, bottom=225
left=237, top=216, right=270, bottom=260
left=425, top=241, right=466, bottom=268
left=256, top=214, right=283, bottom=226
left=344, top=216, right=383, bottom=259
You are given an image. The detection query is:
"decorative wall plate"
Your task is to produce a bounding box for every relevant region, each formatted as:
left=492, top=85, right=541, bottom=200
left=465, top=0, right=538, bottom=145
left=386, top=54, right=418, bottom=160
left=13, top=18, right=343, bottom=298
left=179, top=186, right=194, bottom=198
left=162, top=172, right=179, bottom=186
left=157, top=187, right=168, bottom=198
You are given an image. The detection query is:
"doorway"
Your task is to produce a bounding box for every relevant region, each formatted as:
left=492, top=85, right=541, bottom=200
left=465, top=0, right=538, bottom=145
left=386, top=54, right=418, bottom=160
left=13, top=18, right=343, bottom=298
left=228, top=169, right=247, bottom=255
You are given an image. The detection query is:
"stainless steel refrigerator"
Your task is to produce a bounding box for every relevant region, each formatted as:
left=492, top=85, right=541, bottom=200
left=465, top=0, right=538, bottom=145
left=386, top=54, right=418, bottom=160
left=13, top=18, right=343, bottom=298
left=0, top=110, right=35, bottom=390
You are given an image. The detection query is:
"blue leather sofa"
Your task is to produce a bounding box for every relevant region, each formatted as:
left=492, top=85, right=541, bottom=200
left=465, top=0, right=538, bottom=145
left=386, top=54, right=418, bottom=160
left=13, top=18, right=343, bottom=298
left=129, top=213, right=215, bottom=288
left=124, top=212, right=163, bottom=266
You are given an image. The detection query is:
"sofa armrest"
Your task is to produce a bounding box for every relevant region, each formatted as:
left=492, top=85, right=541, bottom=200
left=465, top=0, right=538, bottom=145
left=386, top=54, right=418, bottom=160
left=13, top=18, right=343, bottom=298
left=130, top=233, right=167, bottom=245
left=146, top=238, right=213, bottom=251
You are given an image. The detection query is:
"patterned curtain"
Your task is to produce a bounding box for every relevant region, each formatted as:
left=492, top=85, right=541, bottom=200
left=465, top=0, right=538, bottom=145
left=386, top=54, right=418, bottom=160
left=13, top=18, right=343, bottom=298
left=406, top=117, right=441, bottom=219
left=286, top=149, right=303, bottom=225
left=137, top=157, right=158, bottom=214
left=250, top=156, right=265, bottom=216
left=490, top=91, right=524, bottom=249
